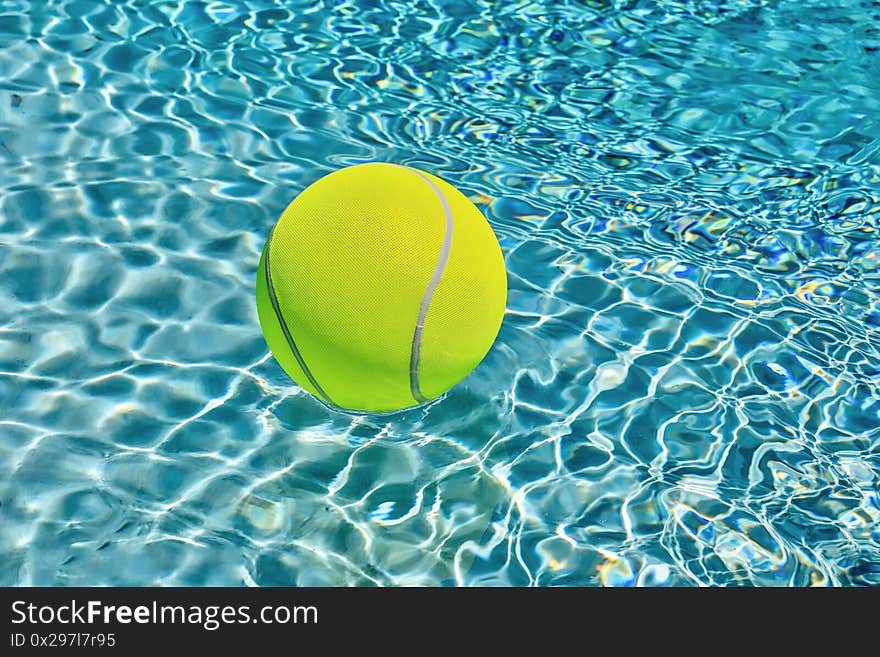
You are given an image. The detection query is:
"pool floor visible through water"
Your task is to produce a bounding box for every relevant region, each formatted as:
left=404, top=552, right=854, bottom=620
left=0, top=0, right=878, bottom=586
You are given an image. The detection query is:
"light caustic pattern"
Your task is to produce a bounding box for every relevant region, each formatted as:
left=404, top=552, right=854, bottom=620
left=0, top=0, right=879, bottom=586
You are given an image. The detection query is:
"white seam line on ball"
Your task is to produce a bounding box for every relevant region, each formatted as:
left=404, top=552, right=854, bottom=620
left=393, top=164, right=454, bottom=404
left=265, top=228, right=334, bottom=405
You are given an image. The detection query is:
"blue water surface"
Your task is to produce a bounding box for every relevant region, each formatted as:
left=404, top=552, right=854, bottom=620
left=1, top=0, right=879, bottom=586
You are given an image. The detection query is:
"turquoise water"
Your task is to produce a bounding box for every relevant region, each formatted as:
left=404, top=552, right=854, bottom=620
left=1, top=0, right=879, bottom=586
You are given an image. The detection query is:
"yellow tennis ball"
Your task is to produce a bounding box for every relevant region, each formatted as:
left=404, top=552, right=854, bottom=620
left=255, top=162, right=507, bottom=413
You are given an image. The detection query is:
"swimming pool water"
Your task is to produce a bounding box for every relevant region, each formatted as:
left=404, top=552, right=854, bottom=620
left=1, top=0, right=878, bottom=586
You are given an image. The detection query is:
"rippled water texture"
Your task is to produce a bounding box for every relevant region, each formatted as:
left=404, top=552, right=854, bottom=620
left=1, top=0, right=879, bottom=586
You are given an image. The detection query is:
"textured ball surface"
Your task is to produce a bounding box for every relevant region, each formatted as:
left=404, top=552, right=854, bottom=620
left=255, top=162, right=507, bottom=413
